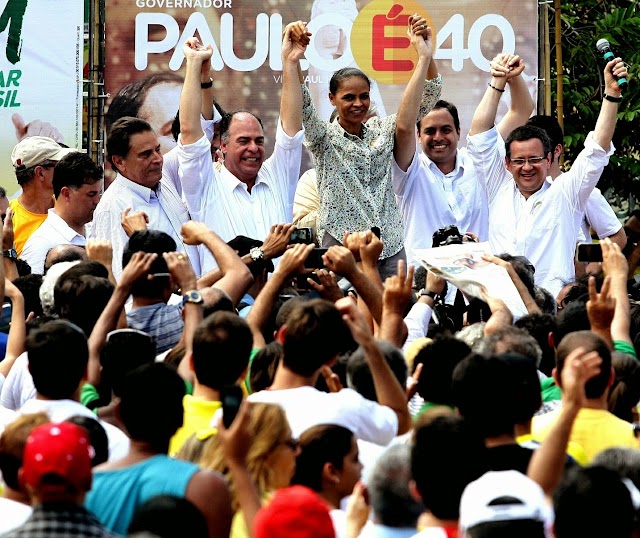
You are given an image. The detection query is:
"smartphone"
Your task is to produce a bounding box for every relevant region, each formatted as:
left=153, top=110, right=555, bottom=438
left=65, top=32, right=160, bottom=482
left=576, top=242, right=603, bottom=262
left=296, top=272, right=321, bottom=290
left=289, top=227, right=313, bottom=245
left=371, top=226, right=381, bottom=239
left=220, top=385, right=243, bottom=429
left=304, top=248, right=328, bottom=268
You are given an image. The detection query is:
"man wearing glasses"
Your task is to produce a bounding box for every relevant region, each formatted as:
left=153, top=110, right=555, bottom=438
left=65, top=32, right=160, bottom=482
left=466, top=53, right=628, bottom=297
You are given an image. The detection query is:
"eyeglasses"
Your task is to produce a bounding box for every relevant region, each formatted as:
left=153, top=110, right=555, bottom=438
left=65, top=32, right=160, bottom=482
left=509, top=156, right=547, bottom=167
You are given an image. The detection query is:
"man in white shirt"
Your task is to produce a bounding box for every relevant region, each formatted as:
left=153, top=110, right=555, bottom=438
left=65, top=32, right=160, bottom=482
left=21, top=153, right=102, bottom=274
left=177, top=32, right=305, bottom=273
left=466, top=54, right=628, bottom=297
left=91, top=116, right=201, bottom=280
left=392, top=60, right=534, bottom=268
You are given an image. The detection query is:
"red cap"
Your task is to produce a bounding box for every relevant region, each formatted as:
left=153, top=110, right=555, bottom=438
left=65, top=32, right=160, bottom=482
left=254, top=486, right=335, bottom=538
left=22, top=422, right=93, bottom=493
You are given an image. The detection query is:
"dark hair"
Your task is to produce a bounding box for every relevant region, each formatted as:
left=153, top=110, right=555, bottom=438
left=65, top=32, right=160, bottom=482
left=107, top=116, right=154, bottom=170
left=292, top=424, right=354, bottom=492
left=15, top=159, right=57, bottom=187
left=329, top=67, right=370, bottom=95
left=497, top=253, right=536, bottom=298
left=128, top=495, right=209, bottom=538
left=476, top=325, right=542, bottom=368
left=52, top=152, right=102, bottom=199
left=0, top=412, right=49, bottom=490
left=514, top=314, right=558, bottom=377
left=347, top=341, right=407, bottom=402
left=452, top=354, right=522, bottom=437
left=497, top=352, right=542, bottom=423
left=101, top=329, right=156, bottom=397
left=171, top=100, right=227, bottom=142
left=533, top=286, right=557, bottom=316
left=0, top=186, right=6, bottom=198
left=192, top=311, right=252, bottom=390
left=248, top=341, right=283, bottom=393
left=527, top=114, right=564, bottom=151
left=44, top=244, right=87, bottom=273
left=219, top=110, right=264, bottom=144
left=282, top=299, right=352, bottom=377
left=66, top=415, right=109, bottom=467
left=504, top=125, right=552, bottom=160
left=608, top=352, right=640, bottom=422
left=122, top=230, right=176, bottom=297
left=106, top=72, right=184, bottom=133
left=413, top=336, right=471, bottom=406
left=12, top=274, right=44, bottom=318
left=553, top=465, right=634, bottom=538
left=411, top=414, right=488, bottom=520
left=202, top=288, right=235, bottom=318
left=27, top=320, right=88, bottom=399
left=118, top=363, right=185, bottom=451
left=556, top=331, right=612, bottom=398
left=553, top=301, right=590, bottom=347
left=54, top=274, right=114, bottom=336
left=417, top=99, right=460, bottom=133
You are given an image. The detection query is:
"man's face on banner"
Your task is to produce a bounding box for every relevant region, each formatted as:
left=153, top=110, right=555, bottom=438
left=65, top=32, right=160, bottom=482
left=138, top=81, right=182, bottom=155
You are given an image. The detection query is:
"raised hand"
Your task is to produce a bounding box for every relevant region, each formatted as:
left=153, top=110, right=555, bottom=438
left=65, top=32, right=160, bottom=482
left=407, top=14, right=433, bottom=60
left=586, top=275, right=615, bottom=332
left=307, top=269, right=344, bottom=302
left=183, top=37, right=213, bottom=63
left=261, top=223, right=296, bottom=260
left=282, top=21, right=310, bottom=63
left=181, top=221, right=212, bottom=246
left=163, top=251, right=197, bottom=291
left=121, top=208, right=149, bottom=237
left=383, top=259, right=415, bottom=315
left=274, top=242, right=314, bottom=279
left=119, top=251, right=157, bottom=291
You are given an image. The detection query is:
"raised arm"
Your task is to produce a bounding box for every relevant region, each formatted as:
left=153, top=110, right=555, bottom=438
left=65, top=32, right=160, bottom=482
left=496, top=59, right=533, bottom=139
left=180, top=37, right=213, bottom=145
left=181, top=221, right=253, bottom=306
left=0, top=280, right=25, bottom=377
left=246, top=243, right=314, bottom=349
left=469, top=53, right=523, bottom=136
left=393, top=15, right=434, bottom=171
left=336, top=297, right=411, bottom=435
left=280, top=21, right=309, bottom=136
left=87, top=252, right=158, bottom=387
left=601, top=237, right=632, bottom=345
left=592, top=57, right=627, bottom=150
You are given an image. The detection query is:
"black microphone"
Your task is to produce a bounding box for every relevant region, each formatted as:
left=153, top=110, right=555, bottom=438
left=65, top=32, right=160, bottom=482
left=596, top=38, right=628, bottom=91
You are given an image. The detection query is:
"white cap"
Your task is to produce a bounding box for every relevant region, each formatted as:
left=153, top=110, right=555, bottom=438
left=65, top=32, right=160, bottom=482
left=11, top=136, right=75, bottom=170
left=459, top=470, right=554, bottom=532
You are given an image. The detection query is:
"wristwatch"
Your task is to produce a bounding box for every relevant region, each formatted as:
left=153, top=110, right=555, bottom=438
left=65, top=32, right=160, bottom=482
left=249, top=246, right=264, bottom=261
left=2, top=249, right=17, bottom=261
left=419, top=288, right=438, bottom=300
left=182, top=289, right=204, bottom=306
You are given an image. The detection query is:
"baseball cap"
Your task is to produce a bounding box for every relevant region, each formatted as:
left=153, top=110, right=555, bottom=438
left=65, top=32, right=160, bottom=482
left=11, top=136, right=75, bottom=170
left=254, top=486, right=335, bottom=538
left=459, top=470, right=554, bottom=532
left=21, top=422, right=93, bottom=493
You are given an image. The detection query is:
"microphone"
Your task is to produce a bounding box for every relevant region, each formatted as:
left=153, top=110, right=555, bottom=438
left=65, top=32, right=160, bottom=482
left=596, top=38, right=628, bottom=91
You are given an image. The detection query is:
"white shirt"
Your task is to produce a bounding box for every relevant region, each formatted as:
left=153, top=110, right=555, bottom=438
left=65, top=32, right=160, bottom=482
left=466, top=127, right=613, bottom=297
left=21, top=209, right=87, bottom=274
left=0, top=353, right=33, bottom=411
left=582, top=187, right=622, bottom=241
left=15, top=398, right=130, bottom=461
left=247, top=386, right=398, bottom=446
left=178, top=120, right=305, bottom=272
left=90, top=171, right=200, bottom=280
left=392, top=147, right=489, bottom=268
left=0, top=498, right=32, bottom=535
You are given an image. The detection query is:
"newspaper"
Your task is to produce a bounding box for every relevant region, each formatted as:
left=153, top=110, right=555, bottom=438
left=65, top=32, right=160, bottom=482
left=413, top=242, right=529, bottom=319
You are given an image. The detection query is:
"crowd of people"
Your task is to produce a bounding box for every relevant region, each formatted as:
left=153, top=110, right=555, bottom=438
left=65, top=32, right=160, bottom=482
left=0, top=15, right=639, bottom=538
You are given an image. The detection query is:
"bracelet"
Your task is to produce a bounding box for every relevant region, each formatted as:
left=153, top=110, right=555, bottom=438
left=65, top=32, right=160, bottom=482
left=200, top=78, right=213, bottom=89
left=603, top=93, right=622, bottom=103
left=488, top=82, right=505, bottom=93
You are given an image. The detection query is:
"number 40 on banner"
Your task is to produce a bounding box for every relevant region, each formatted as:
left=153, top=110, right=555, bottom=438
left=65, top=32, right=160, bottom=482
left=435, top=14, right=516, bottom=72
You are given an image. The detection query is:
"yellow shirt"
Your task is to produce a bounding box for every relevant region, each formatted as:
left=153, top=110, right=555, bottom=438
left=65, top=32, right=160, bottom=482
left=169, top=395, right=222, bottom=457
left=9, top=199, right=48, bottom=256
left=532, top=407, right=640, bottom=463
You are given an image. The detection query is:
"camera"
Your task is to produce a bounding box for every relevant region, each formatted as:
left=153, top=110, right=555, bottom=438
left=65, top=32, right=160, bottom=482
left=289, top=227, right=314, bottom=245
left=432, top=225, right=464, bottom=248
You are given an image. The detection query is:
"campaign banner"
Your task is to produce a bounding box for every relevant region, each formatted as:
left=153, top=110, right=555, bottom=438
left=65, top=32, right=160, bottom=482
left=0, top=0, right=84, bottom=196
left=105, top=0, right=538, bottom=164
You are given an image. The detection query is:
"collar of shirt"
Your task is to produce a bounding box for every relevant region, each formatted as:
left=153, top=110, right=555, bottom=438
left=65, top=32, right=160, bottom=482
left=219, top=163, right=270, bottom=194
left=421, top=149, right=465, bottom=179
left=46, top=208, right=86, bottom=241
left=116, top=173, right=158, bottom=203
